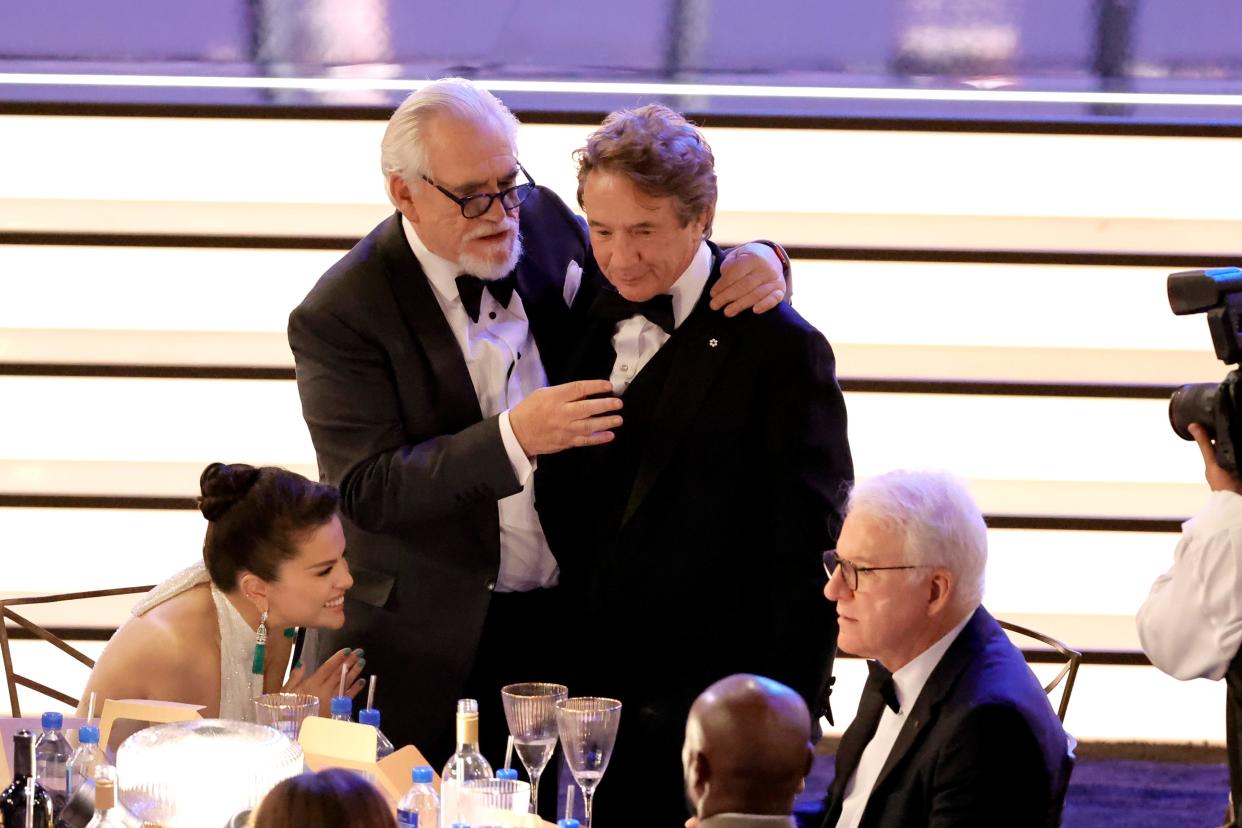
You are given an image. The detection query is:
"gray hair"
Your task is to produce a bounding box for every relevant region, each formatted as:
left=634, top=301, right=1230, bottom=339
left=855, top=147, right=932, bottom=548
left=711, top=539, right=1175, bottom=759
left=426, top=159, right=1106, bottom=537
left=379, top=78, right=521, bottom=202
left=846, top=469, right=987, bottom=611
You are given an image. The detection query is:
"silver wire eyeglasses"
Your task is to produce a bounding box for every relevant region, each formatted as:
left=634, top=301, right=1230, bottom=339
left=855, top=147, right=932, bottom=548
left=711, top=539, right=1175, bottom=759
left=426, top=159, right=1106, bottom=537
left=821, top=548, right=931, bottom=591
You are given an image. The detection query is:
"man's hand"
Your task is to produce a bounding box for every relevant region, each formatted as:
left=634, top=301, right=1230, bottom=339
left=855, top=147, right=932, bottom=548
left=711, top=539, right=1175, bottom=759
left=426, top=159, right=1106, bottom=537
left=284, top=646, right=365, bottom=716
left=510, top=379, right=622, bottom=457
left=1189, top=422, right=1242, bottom=495
left=710, top=242, right=788, bottom=316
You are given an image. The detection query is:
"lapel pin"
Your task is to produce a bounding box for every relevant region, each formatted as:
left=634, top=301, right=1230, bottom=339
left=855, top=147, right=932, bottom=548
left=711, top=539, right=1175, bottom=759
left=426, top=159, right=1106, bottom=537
left=709, top=338, right=719, bottom=348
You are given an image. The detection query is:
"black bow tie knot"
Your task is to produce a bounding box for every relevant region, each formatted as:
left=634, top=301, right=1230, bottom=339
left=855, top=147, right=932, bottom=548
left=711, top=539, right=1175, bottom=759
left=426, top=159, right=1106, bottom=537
left=456, top=273, right=516, bottom=323
left=589, top=288, right=676, bottom=334
left=865, top=660, right=900, bottom=714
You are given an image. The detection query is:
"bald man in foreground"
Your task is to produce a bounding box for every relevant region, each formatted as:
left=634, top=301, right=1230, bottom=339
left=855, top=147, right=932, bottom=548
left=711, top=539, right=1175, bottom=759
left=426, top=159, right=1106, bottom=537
left=682, top=674, right=815, bottom=828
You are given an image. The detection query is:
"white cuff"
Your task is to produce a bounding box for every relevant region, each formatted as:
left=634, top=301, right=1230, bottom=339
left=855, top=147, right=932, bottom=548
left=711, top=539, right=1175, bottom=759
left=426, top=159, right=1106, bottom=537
left=499, top=409, right=535, bottom=485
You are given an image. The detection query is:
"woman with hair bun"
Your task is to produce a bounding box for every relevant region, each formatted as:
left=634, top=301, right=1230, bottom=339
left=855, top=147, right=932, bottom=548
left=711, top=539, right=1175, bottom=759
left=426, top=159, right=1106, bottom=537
left=78, top=463, right=365, bottom=723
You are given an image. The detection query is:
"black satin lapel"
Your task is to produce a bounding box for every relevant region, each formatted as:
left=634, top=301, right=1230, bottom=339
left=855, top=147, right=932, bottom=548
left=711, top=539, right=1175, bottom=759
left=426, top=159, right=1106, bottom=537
left=620, top=281, right=731, bottom=527
left=868, top=610, right=987, bottom=797
left=377, top=214, right=483, bottom=428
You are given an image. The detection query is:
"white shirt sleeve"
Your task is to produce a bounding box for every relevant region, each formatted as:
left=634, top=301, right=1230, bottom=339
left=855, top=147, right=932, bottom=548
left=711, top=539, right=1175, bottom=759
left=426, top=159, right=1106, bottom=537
left=1137, top=490, right=1242, bottom=680
left=498, top=409, right=535, bottom=485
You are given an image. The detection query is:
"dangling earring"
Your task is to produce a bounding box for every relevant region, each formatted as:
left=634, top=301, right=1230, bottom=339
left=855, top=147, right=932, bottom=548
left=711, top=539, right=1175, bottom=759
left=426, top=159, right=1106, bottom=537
left=252, top=610, right=268, bottom=676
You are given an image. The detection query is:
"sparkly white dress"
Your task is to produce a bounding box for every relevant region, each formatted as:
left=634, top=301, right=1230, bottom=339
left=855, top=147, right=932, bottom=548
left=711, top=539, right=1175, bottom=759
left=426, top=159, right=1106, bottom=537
left=127, top=561, right=263, bottom=722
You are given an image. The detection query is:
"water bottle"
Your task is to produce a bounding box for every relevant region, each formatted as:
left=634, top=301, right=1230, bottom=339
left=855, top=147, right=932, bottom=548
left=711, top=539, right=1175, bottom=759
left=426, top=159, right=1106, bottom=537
left=65, top=724, right=108, bottom=798
left=35, top=711, right=71, bottom=816
left=557, top=820, right=581, bottom=828
left=395, top=765, right=438, bottom=827
left=496, top=768, right=518, bottom=780
left=357, top=708, right=395, bottom=760
left=330, top=696, right=353, bottom=722
left=440, top=699, right=493, bottom=827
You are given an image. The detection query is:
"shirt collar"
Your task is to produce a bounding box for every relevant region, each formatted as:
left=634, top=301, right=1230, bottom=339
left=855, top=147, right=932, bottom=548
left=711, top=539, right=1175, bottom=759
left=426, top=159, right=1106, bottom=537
left=890, top=610, right=974, bottom=713
left=667, top=241, right=713, bottom=329
left=401, top=215, right=467, bottom=308
left=699, top=814, right=797, bottom=828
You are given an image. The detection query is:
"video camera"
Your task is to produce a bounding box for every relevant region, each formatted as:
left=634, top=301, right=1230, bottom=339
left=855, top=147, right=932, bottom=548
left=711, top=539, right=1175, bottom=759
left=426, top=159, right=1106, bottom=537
left=1168, top=267, right=1242, bottom=475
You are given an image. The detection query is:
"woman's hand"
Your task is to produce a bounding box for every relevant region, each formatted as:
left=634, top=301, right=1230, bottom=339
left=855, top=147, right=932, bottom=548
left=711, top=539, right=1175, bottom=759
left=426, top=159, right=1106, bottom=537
left=283, top=646, right=366, bottom=715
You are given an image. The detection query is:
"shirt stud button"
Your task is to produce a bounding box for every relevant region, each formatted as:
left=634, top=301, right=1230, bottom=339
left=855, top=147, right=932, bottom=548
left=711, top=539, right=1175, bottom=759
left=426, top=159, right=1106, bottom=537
left=489, top=311, right=497, bottom=320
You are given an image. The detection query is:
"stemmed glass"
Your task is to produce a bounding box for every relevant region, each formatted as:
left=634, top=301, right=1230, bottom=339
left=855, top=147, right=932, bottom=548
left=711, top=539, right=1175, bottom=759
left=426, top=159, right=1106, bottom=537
left=501, top=682, right=568, bottom=815
left=554, top=697, right=621, bottom=827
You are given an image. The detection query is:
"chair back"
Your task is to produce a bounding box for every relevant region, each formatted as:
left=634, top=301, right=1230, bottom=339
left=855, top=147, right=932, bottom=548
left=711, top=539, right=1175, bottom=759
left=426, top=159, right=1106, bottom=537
left=998, top=619, right=1082, bottom=724
left=1, top=586, right=153, bottom=716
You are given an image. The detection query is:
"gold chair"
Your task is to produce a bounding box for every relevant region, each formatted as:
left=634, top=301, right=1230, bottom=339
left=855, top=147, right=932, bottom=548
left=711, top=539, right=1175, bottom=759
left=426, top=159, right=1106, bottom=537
left=1, top=586, right=153, bottom=716
left=998, top=619, right=1082, bottom=724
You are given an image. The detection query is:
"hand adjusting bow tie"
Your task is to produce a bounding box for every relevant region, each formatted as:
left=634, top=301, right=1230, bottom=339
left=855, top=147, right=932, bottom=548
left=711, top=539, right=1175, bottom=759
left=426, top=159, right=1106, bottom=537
left=456, top=273, right=516, bottom=323
left=865, top=660, right=901, bottom=714
left=589, top=288, right=676, bottom=334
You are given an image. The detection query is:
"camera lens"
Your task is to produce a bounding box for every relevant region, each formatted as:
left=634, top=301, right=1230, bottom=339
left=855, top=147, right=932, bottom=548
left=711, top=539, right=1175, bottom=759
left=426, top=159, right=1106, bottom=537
left=1169, top=382, right=1220, bottom=441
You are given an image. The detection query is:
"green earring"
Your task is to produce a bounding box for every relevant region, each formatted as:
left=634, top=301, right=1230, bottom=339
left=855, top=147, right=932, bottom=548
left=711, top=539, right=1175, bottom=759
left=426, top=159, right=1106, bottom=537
left=252, top=610, right=268, bottom=675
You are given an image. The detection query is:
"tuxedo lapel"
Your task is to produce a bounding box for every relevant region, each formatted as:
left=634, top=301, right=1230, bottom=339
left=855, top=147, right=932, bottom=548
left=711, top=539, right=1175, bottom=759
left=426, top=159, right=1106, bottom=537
left=375, top=213, right=483, bottom=429
left=866, top=608, right=990, bottom=800
left=621, top=250, right=731, bottom=526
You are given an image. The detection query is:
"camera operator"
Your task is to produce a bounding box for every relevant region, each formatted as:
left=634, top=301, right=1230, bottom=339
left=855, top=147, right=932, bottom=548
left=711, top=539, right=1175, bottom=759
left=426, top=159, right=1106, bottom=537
left=1138, top=421, right=1242, bottom=820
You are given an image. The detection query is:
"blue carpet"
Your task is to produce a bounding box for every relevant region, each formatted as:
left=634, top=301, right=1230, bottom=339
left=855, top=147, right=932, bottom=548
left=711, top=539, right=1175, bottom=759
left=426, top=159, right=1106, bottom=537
left=796, top=751, right=1230, bottom=827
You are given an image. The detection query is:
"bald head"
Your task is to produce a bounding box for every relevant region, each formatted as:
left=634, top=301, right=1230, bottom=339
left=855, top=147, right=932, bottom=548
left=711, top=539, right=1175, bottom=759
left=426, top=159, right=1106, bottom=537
left=682, top=674, right=814, bottom=819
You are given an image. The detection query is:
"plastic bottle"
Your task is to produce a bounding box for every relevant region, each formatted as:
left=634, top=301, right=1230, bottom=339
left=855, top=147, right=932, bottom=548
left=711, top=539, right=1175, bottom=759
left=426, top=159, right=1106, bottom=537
left=496, top=768, right=519, bottom=780
left=357, top=708, right=395, bottom=760
left=395, top=765, right=438, bottom=827
left=35, top=711, right=71, bottom=816
left=329, top=696, right=353, bottom=722
left=65, top=724, right=108, bottom=798
left=557, top=820, right=581, bottom=828
left=440, top=699, right=494, bottom=827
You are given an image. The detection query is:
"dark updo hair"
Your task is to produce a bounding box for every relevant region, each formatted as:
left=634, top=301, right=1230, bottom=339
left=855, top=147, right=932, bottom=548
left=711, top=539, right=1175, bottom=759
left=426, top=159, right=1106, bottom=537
left=252, top=769, right=395, bottom=828
left=198, top=462, right=340, bottom=591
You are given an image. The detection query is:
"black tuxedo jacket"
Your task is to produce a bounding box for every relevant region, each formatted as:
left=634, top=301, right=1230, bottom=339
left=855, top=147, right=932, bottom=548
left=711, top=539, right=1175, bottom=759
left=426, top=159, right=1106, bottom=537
left=287, top=187, right=588, bottom=758
left=822, top=607, right=1071, bottom=828
left=536, top=243, right=853, bottom=714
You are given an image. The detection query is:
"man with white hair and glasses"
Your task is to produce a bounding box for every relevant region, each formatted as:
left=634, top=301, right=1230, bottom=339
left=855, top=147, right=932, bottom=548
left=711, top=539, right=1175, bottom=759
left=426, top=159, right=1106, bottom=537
left=288, top=77, right=789, bottom=770
left=819, top=470, right=1068, bottom=828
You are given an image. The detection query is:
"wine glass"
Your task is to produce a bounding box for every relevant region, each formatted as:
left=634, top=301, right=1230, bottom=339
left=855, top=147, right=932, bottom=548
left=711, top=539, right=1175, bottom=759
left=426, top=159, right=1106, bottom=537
left=501, top=682, right=567, bottom=814
left=554, top=697, right=621, bottom=827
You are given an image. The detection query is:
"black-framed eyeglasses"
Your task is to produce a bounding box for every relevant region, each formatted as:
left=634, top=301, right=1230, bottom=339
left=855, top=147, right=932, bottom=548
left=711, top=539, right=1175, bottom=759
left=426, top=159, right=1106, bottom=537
left=822, top=549, right=929, bottom=592
left=421, top=163, right=536, bottom=219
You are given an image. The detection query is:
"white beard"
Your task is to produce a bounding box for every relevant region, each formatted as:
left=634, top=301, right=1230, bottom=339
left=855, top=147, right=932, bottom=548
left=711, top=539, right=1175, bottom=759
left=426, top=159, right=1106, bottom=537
left=458, top=221, right=523, bottom=281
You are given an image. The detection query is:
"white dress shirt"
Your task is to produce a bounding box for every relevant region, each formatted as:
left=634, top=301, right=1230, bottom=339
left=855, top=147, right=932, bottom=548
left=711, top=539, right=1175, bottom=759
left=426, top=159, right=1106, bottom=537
left=836, top=612, right=974, bottom=828
left=608, top=241, right=712, bottom=393
left=1138, top=489, right=1242, bottom=680
left=403, top=217, right=558, bottom=592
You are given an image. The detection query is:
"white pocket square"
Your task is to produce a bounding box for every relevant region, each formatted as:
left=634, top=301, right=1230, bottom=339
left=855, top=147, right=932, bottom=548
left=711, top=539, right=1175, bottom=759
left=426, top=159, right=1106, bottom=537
left=563, top=260, right=583, bottom=307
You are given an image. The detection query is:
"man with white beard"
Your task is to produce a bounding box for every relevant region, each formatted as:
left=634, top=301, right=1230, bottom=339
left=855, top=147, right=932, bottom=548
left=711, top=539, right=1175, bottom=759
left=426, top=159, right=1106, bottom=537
left=288, top=78, right=789, bottom=772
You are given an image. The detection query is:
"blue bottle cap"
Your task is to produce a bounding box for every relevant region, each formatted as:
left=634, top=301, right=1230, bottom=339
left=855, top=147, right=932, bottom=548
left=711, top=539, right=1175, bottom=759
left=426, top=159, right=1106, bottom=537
left=78, top=725, right=100, bottom=745
left=496, top=768, right=519, bottom=780
left=558, top=820, right=581, bottom=828
left=358, top=708, right=381, bottom=727
left=41, top=711, right=63, bottom=730
left=411, top=766, right=434, bottom=784
left=329, top=696, right=352, bottom=718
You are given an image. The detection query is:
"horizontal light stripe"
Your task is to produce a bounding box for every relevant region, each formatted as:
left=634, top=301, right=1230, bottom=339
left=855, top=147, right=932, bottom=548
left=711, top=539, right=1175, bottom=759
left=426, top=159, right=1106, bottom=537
left=0, top=508, right=1175, bottom=640
left=0, top=378, right=1206, bottom=485
left=3, top=117, right=1241, bottom=223
left=4, top=73, right=1242, bottom=109
left=823, top=659, right=1223, bottom=744
left=2, top=247, right=1219, bottom=351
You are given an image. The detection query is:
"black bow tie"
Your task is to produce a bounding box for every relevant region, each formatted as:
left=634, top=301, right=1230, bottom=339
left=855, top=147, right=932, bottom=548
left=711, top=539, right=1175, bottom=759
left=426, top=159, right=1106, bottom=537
left=456, top=273, right=516, bottom=323
left=589, top=288, right=676, bottom=334
left=865, top=660, right=900, bottom=714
